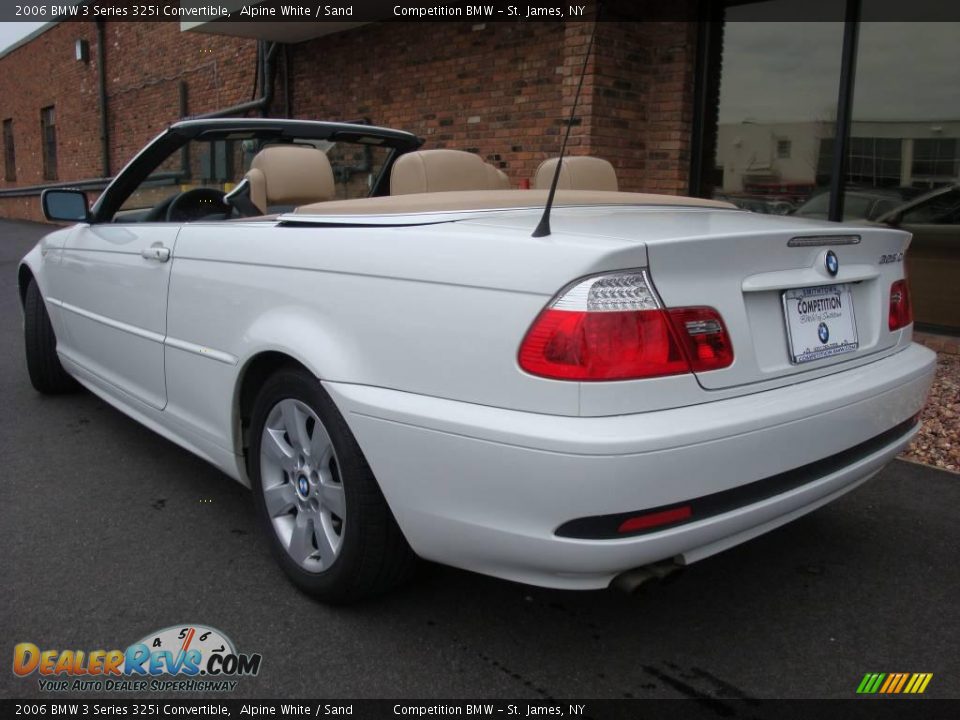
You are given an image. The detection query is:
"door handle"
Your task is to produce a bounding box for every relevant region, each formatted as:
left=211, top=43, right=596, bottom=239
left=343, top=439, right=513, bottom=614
left=141, top=244, right=171, bottom=262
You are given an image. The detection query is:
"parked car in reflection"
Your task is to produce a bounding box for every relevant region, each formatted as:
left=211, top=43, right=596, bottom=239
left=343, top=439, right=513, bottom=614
left=876, top=184, right=960, bottom=331
left=793, top=187, right=921, bottom=222
left=717, top=194, right=795, bottom=215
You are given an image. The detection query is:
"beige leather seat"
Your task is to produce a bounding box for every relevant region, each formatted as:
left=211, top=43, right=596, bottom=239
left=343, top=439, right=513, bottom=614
left=244, top=145, right=336, bottom=213
left=391, top=149, right=510, bottom=195
left=534, top=156, right=618, bottom=192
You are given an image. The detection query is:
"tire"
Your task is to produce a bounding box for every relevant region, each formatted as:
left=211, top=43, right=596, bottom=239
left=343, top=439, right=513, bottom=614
left=24, top=278, right=80, bottom=394
left=248, top=367, right=417, bottom=603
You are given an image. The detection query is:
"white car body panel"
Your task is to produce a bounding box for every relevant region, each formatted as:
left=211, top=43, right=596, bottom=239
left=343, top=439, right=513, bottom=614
left=322, top=343, right=932, bottom=588
left=54, top=224, right=180, bottom=409
left=20, top=200, right=936, bottom=589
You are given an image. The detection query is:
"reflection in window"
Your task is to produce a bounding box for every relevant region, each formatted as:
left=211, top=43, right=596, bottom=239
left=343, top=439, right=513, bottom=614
left=816, top=137, right=903, bottom=188
left=710, top=1, right=844, bottom=215
left=902, top=187, right=960, bottom=225
left=851, top=14, right=960, bottom=195
left=912, top=139, right=959, bottom=185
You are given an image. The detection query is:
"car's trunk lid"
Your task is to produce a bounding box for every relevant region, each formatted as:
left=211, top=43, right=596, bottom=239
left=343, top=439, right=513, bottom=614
left=644, top=218, right=912, bottom=391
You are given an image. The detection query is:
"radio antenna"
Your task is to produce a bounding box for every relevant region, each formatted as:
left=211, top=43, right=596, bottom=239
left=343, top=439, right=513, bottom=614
left=531, top=8, right=601, bottom=238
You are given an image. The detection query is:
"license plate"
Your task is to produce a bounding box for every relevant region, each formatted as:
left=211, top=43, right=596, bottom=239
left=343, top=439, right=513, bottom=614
left=782, top=284, right=859, bottom=364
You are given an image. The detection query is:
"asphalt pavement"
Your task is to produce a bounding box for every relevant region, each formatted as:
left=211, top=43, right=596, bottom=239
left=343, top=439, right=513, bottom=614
left=2, top=218, right=958, bottom=700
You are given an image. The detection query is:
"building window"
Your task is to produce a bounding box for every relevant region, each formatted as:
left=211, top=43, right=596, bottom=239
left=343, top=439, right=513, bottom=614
left=41, top=106, right=57, bottom=181
left=776, top=139, right=791, bottom=159
left=818, top=137, right=902, bottom=188
left=3, top=119, right=14, bottom=182
left=912, top=138, right=959, bottom=185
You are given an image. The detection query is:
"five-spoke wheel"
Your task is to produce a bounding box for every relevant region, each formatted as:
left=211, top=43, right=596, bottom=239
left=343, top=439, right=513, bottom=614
left=248, top=367, right=417, bottom=603
left=260, top=398, right=346, bottom=572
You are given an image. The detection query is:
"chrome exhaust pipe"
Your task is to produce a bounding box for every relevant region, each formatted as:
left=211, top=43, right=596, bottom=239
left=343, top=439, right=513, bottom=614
left=610, top=560, right=684, bottom=595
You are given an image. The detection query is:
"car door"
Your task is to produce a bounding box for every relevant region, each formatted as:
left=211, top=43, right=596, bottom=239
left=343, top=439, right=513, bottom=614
left=57, top=223, right=179, bottom=409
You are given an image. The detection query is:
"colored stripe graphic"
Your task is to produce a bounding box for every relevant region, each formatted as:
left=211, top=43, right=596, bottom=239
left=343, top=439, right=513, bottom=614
left=878, top=674, right=896, bottom=693
left=857, top=673, right=932, bottom=694
left=856, top=673, right=886, bottom=694
left=893, top=673, right=910, bottom=693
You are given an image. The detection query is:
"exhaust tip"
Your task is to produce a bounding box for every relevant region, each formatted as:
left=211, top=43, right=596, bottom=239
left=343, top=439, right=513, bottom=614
left=610, top=560, right=684, bottom=595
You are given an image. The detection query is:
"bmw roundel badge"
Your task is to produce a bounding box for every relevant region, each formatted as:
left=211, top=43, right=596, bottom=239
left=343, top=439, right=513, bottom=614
left=825, top=250, right=839, bottom=276
left=818, top=322, right=830, bottom=344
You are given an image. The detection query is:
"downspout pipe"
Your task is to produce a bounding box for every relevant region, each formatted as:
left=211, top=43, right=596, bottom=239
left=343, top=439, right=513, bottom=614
left=96, top=21, right=110, bottom=177
left=193, top=41, right=280, bottom=119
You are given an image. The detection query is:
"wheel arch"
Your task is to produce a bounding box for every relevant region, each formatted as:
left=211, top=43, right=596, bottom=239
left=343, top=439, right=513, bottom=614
left=17, top=262, right=36, bottom=308
left=233, top=350, right=316, bottom=479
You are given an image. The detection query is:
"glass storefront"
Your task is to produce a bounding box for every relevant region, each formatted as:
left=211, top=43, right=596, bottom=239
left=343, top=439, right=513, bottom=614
left=701, top=0, right=960, bottom=223
left=697, top=0, right=959, bottom=329
left=707, top=1, right=844, bottom=216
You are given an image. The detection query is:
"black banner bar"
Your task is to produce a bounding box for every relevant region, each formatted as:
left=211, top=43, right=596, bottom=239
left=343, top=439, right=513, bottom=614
left=2, top=699, right=960, bottom=720
left=2, top=0, right=959, bottom=23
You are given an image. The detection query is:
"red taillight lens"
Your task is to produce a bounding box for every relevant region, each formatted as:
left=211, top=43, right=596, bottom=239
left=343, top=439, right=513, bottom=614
left=518, top=269, right=734, bottom=381
left=888, top=279, right=913, bottom=331
left=666, top=307, right=735, bottom=372
left=518, top=308, right=689, bottom=380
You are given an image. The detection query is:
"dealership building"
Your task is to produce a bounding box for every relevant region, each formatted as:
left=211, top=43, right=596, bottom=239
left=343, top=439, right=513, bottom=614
left=0, top=0, right=957, bottom=226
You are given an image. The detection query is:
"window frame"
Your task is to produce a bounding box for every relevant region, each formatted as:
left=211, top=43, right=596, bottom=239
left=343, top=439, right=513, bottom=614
left=40, top=105, right=57, bottom=182
left=3, top=118, right=14, bottom=182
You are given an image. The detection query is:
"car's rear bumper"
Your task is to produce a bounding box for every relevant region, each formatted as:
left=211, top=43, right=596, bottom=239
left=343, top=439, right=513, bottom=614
left=324, top=343, right=936, bottom=589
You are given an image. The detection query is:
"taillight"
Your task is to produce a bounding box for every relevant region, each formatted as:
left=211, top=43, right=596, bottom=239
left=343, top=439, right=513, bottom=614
left=889, top=279, right=913, bottom=331
left=666, top=307, right=734, bottom=372
left=518, top=270, right=734, bottom=381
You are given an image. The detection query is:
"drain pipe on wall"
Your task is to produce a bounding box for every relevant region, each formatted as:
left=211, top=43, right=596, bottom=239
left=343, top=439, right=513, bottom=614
left=96, top=21, right=111, bottom=177
left=192, top=41, right=280, bottom=119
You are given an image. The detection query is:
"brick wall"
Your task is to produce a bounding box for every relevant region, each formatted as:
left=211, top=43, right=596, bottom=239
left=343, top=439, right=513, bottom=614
left=0, top=19, right=700, bottom=222
left=588, top=20, right=699, bottom=195
left=0, top=23, right=102, bottom=191
left=290, top=22, right=572, bottom=184
left=0, top=22, right=257, bottom=222
left=289, top=20, right=698, bottom=192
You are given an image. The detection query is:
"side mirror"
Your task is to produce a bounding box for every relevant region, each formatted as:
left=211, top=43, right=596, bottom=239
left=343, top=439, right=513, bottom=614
left=41, top=189, right=90, bottom=223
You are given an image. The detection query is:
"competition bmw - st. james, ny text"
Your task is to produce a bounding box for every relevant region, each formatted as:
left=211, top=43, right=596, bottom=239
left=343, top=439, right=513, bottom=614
left=392, top=5, right=586, bottom=18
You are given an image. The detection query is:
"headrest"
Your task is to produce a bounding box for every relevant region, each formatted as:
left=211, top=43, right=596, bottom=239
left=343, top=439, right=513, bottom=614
left=391, top=149, right=509, bottom=195
left=245, top=145, right=336, bottom=212
left=534, top=156, right=618, bottom=192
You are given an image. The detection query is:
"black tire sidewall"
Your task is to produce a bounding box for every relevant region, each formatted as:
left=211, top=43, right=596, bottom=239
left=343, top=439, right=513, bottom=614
left=248, top=368, right=378, bottom=601
left=24, top=278, right=77, bottom=394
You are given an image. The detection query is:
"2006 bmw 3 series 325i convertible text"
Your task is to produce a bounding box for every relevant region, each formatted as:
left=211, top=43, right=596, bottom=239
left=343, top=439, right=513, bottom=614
left=19, top=119, right=935, bottom=602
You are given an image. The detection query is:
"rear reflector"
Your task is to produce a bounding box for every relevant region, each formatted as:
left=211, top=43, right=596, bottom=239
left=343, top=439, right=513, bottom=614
left=617, top=506, right=692, bottom=533
left=888, top=279, right=913, bottom=331
left=518, top=270, right=733, bottom=381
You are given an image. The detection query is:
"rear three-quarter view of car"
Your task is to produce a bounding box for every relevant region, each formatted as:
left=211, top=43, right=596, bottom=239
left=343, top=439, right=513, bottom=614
left=19, top=119, right=936, bottom=602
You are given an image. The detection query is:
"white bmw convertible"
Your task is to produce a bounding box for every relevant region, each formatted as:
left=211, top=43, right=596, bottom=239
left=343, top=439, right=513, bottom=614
left=19, top=118, right=935, bottom=602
